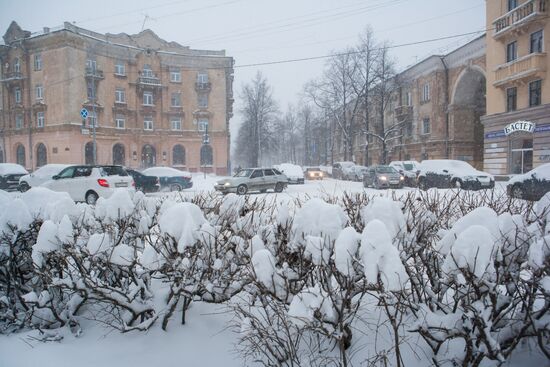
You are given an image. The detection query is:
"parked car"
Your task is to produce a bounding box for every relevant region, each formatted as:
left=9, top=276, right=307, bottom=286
left=42, top=165, right=134, bottom=204
left=304, top=167, right=324, bottom=180
left=142, top=166, right=192, bottom=191
left=507, top=163, right=550, bottom=201
left=276, top=163, right=305, bottom=184
left=18, top=164, right=70, bottom=192
left=126, top=168, right=160, bottom=193
left=332, top=162, right=356, bottom=180
left=389, top=160, right=420, bottom=187
left=416, top=160, right=494, bottom=190
left=215, top=168, right=288, bottom=195
left=0, top=163, right=28, bottom=192
left=350, top=165, right=369, bottom=181
left=363, top=165, right=404, bottom=189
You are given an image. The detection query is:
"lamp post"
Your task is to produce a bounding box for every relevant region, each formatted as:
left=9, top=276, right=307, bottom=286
left=202, top=124, right=209, bottom=179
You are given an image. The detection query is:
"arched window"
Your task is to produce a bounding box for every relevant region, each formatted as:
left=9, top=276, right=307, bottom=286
left=173, top=144, right=185, bottom=165
left=113, top=143, right=125, bottom=166
left=0, top=147, right=4, bottom=163
left=16, top=144, right=25, bottom=167
left=36, top=143, right=47, bottom=167
left=200, top=144, right=213, bottom=166
left=85, top=142, right=95, bottom=165
left=141, top=144, right=156, bottom=168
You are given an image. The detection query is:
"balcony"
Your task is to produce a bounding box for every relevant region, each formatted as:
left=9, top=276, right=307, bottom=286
left=195, top=82, right=211, bottom=92
left=394, top=105, right=413, bottom=120
left=493, top=0, right=547, bottom=39
left=85, top=67, right=104, bottom=79
left=136, top=76, right=162, bottom=90
left=0, top=72, right=24, bottom=85
left=493, top=52, right=547, bottom=87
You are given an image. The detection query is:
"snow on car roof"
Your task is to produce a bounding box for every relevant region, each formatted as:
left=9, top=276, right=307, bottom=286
left=508, top=163, right=550, bottom=184
left=33, top=164, right=71, bottom=177
left=142, top=166, right=191, bottom=177
left=276, top=163, right=304, bottom=178
left=0, top=163, right=28, bottom=175
left=418, top=160, right=477, bottom=174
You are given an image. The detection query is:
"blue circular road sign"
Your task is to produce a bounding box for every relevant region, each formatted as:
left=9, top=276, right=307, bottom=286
left=80, top=108, right=89, bottom=119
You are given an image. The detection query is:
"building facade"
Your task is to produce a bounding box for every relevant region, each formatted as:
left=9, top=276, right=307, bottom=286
left=0, top=21, right=234, bottom=174
left=482, top=0, right=549, bottom=175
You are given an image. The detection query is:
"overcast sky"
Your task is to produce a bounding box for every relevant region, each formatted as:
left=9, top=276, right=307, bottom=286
left=1, top=0, right=486, bottom=136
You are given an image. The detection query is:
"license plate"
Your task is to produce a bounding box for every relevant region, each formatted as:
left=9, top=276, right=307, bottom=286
left=115, top=182, right=128, bottom=187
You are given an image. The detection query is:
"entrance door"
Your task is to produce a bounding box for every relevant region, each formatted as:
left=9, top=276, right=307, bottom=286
left=510, top=138, right=533, bottom=174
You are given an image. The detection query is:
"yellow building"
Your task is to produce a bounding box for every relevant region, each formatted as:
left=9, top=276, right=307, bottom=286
left=482, top=0, right=549, bottom=175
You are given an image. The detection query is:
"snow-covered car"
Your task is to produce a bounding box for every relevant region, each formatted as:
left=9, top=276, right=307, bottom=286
left=417, top=160, right=494, bottom=190
left=389, top=160, right=419, bottom=187
left=350, top=165, right=368, bottom=181
left=275, top=163, right=304, bottom=184
left=507, top=163, right=550, bottom=201
left=142, top=166, right=192, bottom=191
left=18, top=164, right=70, bottom=192
left=304, top=167, right=324, bottom=180
left=332, top=161, right=356, bottom=180
left=0, top=163, right=28, bottom=192
left=215, top=168, right=288, bottom=195
left=42, top=165, right=134, bottom=204
left=363, top=165, right=404, bottom=189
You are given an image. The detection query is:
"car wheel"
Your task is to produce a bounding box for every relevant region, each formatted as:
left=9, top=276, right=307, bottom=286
left=19, top=182, right=30, bottom=192
left=237, top=184, right=248, bottom=195
left=512, top=184, right=524, bottom=199
left=274, top=182, right=284, bottom=193
left=86, top=191, right=99, bottom=205
left=170, top=183, right=182, bottom=192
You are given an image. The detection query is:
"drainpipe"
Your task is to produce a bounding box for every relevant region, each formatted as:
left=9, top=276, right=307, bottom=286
left=439, top=56, right=450, bottom=159
left=22, top=40, right=33, bottom=170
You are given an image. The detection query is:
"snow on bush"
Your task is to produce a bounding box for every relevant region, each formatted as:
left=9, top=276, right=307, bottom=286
left=288, top=284, right=336, bottom=325
left=292, top=198, right=347, bottom=245
left=333, top=227, right=361, bottom=277
left=94, top=189, right=135, bottom=223
left=158, top=202, right=206, bottom=252
left=361, top=196, right=406, bottom=239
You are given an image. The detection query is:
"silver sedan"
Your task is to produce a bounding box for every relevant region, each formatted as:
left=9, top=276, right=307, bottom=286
left=215, top=168, right=288, bottom=195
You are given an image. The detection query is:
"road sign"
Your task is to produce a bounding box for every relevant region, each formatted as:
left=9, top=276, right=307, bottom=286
left=80, top=108, right=89, bottom=119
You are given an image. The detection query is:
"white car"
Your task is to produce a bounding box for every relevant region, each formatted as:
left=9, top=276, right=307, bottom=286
left=18, top=164, right=70, bottom=192
left=43, top=165, right=134, bottom=204
left=389, top=160, right=420, bottom=186
left=275, top=163, right=304, bottom=184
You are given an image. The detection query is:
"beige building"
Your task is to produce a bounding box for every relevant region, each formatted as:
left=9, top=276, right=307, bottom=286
left=0, top=21, right=234, bottom=174
left=482, top=0, right=549, bottom=175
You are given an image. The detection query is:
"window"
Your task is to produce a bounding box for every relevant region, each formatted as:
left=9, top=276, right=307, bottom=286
left=87, top=80, right=96, bottom=100
left=263, top=169, right=275, bottom=176
left=422, top=83, right=430, bottom=102
left=15, top=87, right=21, bottom=103
left=34, top=54, right=42, bottom=71
left=37, top=111, right=45, bottom=127
left=506, top=87, right=517, bottom=112
left=115, top=61, right=125, bottom=76
left=16, top=145, right=25, bottom=167
left=197, top=72, right=208, bottom=83
left=171, top=118, right=182, bottom=131
left=422, top=118, right=430, bottom=134
left=530, top=30, right=543, bottom=53
left=112, top=144, right=125, bottom=166
left=36, top=143, right=47, bottom=167
left=35, top=84, right=43, bottom=100
left=15, top=114, right=23, bottom=129
left=250, top=169, right=263, bottom=179
left=173, top=144, right=185, bottom=165
left=115, top=88, right=126, bottom=103
left=529, top=80, right=542, bottom=107
left=143, top=64, right=153, bottom=78
left=406, top=91, right=412, bottom=106
left=198, top=118, right=209, bottom=132
left=198, top=93, right=208, bottom=108
left=171, top=92, right=181, bottom=107
left=86, top=59, right=97, bottom=71
left=13, top=58, right=20, bottom=73
left=170, top=68, right=181, bottom=82
left=143, top=91, right=154, bottom=106
left=144, top=117, right=153, bottom=130
left=89, top=111, right=98, bottom=127
left=508, top=0, right=517, bottom=11
left=115, top=116, right=125, bottom=129
left=506, top=41, right=517, bottom=62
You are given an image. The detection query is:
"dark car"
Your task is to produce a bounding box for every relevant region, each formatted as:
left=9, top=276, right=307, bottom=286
left=332, top=162, right=356, bottom=180
left=126, top=168, right=160, bottom=193
left=417, top=160, right=495, bottom=190
left=0, top=163, right=28, bottom=192
left=142, top=166, right=193, bottom=192
left=363, top=165, right=404, bottom=189
left=507, top=163, right=550, bottom=201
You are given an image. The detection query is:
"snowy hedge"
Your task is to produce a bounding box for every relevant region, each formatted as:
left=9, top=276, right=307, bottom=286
left=0, top=188, right=548, bottom=366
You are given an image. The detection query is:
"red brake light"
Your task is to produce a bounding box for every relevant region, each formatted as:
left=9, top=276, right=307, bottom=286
left=97, top=178, right=109, bottom=187
left=132, top=181, right=135, bottom=187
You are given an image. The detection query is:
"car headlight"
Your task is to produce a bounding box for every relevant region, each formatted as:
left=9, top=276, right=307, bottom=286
left=400, top=176, right=404, bottom=181
left=224, top=182, right=230, bottom=186
left=380, top=176, right=387, bottom=181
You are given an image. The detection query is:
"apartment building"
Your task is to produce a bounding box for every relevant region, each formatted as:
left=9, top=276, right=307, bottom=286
left=0, top=21, right=234, bottom=174
left=482, top=0, right=549, bottom=175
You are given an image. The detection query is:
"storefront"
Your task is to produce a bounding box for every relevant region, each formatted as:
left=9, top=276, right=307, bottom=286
left=483, top=107, right=550, bottom=175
